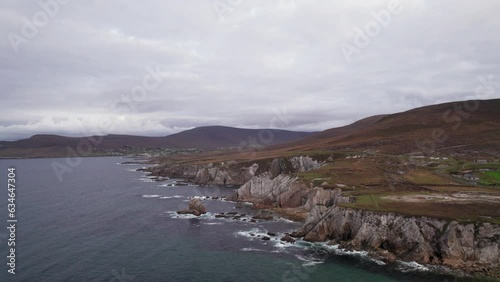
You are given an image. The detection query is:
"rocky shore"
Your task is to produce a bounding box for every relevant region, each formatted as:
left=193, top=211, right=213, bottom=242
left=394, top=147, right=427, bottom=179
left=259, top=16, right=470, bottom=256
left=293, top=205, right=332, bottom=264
left=145, top=156, right=500, bottom=278
left=294, top=206, right=500, bottom=277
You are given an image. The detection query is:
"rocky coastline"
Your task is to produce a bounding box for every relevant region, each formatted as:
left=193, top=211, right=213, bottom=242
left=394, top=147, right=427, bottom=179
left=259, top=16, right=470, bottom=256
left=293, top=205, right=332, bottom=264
left=144, top=156, right=500, bottom=278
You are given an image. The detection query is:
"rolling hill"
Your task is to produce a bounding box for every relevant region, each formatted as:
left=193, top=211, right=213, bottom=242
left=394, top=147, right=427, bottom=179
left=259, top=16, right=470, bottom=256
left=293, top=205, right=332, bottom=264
left=0, top=126, right=314, bottom=158
left=261, top=99, right=500, bottom=156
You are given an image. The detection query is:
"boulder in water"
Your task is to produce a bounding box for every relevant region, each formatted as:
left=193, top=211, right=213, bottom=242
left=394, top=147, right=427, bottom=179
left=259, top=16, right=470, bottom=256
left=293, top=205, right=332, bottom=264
left=177, top=198, right=207, bottom=216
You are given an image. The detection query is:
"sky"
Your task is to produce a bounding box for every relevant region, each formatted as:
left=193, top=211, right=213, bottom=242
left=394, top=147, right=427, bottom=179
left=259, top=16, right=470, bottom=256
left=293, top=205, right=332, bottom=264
left=0, top=0, right=499, bottom=141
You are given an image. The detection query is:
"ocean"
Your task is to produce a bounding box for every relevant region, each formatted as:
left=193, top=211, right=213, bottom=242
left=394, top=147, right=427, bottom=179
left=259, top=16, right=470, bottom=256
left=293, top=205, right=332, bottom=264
left=0, top=157, right=461, bottom=281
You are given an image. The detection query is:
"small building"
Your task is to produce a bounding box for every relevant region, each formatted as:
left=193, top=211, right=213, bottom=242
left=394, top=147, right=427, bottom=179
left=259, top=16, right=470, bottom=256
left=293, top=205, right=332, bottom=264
left=463, top=174, right=479, bottom=181
left=476, top=160, right=488, bottom=164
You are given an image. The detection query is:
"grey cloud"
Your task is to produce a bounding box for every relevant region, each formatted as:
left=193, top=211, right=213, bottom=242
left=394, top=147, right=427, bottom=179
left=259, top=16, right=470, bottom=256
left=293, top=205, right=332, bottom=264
left=0, top=0, right=499, bottom=140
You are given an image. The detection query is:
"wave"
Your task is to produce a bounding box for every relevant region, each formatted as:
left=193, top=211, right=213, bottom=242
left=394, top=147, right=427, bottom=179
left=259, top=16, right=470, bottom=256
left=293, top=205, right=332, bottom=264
left=142, top=195, right=161, bottom=198
left=160, top=195, right=183, bottom=199
left=396, top=260, right=429, bottom=272
left=136, top=177, right=155, bottom=183
left=202, top=222, right=223, bottom=226
left=165, top=211, right=215, bottom=220
left=127, top=168, right=142, bottom=172
left=294, top=254, right=325, bottom=267
left=276, top=217, right=295, bottom=223
left=240, top=248, right=267, bottom=252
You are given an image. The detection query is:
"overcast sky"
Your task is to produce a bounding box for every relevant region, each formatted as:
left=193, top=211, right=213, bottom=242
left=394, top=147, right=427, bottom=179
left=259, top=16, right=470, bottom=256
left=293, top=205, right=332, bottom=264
left=1, top=0, right=499, bottom=141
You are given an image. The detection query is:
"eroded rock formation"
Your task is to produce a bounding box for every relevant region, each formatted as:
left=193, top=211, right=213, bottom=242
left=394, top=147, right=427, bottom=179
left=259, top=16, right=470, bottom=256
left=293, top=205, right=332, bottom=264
left=151, top=156, right=500, bottom=277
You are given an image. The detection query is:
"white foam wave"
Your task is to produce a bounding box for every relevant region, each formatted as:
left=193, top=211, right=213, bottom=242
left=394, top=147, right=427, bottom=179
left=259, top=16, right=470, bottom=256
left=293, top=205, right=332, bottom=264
left=160, top=195, right=183, bottom=199
left=142, top=195, right=161, bottom=198
left=295, top=254, right=324, bottom=267
left=277, top=217, right=295, bottom=223
left=396, top=261, right=429, bottom=272
left=240, top=248, right=267, bottom=252
left=166, top=211, right=215, bottom=220
left=294, top=242, right=387, bottom=266
left=235, top=228, right=268, bottom=239
left=136, top=178, right=155, bottom=183
left=202, top=222, right=223, bottom=225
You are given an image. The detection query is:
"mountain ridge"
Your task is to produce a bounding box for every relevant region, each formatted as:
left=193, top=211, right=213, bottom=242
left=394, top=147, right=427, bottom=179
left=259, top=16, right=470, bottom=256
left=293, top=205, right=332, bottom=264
left=0, top=126, right=315, bottom=158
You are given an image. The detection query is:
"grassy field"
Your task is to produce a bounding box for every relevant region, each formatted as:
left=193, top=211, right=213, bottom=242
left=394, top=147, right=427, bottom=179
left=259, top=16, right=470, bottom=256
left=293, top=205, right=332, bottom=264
left=480, top=171, right=500, bottom=186
left=153, top=149, right=500, bottom=224
left=404, top=168, right=454, bottom=185
left=340, top=191, right=500, bottom=224
left=298, top=155, right=500, bottom=224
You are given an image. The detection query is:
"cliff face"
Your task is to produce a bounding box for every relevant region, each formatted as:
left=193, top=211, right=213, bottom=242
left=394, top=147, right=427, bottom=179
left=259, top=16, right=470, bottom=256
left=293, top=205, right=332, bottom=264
left=149, top=155, right=325, bottom=187
left=149, top=156, right=500, bottom=277
left=149, top=162, right=258, bottom=186
left=193, top=164, right=258, bottom=185
left=234, top=172, right=351, bottom=209
left=294, top=205, right=500, bottom=276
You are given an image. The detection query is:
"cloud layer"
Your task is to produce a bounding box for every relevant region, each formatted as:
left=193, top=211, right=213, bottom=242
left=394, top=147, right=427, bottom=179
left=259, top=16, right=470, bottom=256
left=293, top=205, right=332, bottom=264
left=1, top=0, right=499, bottom=140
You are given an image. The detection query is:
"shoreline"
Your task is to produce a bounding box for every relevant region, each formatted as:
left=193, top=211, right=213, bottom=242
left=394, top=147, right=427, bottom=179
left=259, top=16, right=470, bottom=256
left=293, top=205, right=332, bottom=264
left=141, top=157, right=500, bottom=279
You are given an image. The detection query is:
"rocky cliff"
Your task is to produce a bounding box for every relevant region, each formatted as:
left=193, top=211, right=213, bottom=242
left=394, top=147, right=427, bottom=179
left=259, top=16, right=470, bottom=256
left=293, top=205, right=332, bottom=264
left=148, top=156, right=500, bottom=277
left=234, top=172, right=353, bottom=209
left=149, top=155, right=325, bottom=186
left=148, top=161, right=258, bottom=186
left=293, top=205, right=500, bottom=277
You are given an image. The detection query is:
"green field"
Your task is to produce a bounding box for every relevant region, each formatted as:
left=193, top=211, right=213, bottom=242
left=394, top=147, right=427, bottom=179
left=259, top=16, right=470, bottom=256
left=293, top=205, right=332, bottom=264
left=340, top=192, right=500, bottom=225
left=480, top=171, right=500, bottom=186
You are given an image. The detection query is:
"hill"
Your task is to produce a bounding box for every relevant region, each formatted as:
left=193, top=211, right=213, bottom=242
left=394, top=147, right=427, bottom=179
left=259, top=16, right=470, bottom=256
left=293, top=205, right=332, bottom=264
left=263, top=99, right=500, bottom=156
left=0, top=126, right=314, bottom=158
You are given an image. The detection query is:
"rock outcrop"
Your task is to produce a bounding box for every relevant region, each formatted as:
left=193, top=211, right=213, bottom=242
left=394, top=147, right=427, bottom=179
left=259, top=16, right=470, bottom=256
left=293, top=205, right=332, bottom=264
left=149, top=162, right=259, bottom=186
left=148, top=155, right=325, bottom=186
left=290, top=156, right=325, bottom=172
left=235, top=172, right=352, bottom=210
left=151, top=155, right=500, bottom=277
left=235, top=173, right=304, bottom=207
left=177, top=198, right=206, bottom=216
left=295, top=205, right=500, bottom=276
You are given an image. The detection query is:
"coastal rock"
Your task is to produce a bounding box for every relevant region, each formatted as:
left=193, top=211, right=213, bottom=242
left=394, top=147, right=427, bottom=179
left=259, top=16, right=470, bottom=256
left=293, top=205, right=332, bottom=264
left=281, top=234, right=296, bottom=244
left=297, top=206, right=500, bottom=275
left=235, top=173, right=306, bottom=207
left=188, top=198, right=206, bottom=215
left=177, top=198, right=206, bottom=216
left=270, top=158, right=285, bottom=178
left=290, top=156, right=325, bottom=172
left=148, top=161, right=259, bottom=186
left=303, top=188, right=352, bottom=211
left=252, top=210, right=274, bottom=221
left=151, top=156, right=500, bottom=277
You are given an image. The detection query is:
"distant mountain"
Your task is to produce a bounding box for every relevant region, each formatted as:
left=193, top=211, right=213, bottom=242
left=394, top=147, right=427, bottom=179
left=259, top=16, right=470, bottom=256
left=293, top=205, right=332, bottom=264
left=3, top=99, right=499, bottom=159
left=160, top=126, right=313, bottom=149
left=268, top=99, right=500, bottom=155
left=0, top=126, right=315, bottom=158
